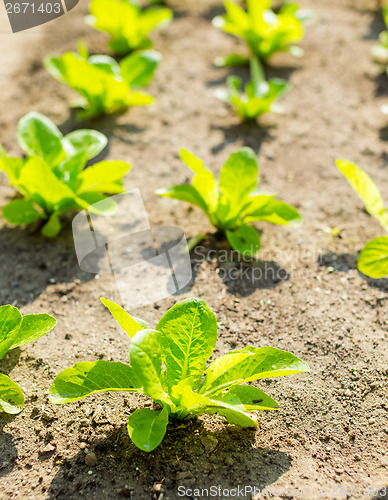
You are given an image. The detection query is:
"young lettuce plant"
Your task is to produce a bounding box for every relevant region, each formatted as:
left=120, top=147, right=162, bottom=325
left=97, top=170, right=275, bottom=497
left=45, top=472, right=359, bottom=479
left=44, top=46, right=161, bottom=119
left=213, top=0, right=309, bottom=66
left=0, top=112, right=130, bottom=237
left=215, top=57, right=289, bottom=121
left=86, top=0, right=173, bottom=55
left=336, top=159, right=388, bottom=279
left=49, top=297, right=309, bottom=452
left=156, top=147, right=302, bottom=255
left=0, top=305, right=56, bottom=414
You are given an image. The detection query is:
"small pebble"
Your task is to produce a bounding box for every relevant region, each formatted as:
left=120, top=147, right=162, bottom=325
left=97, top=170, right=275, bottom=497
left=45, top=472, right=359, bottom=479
left=85, top=452, right=97, bottom=466
left=47, top=277, right=57, bottom=284
left=355, top=454, right=362, bottom=461
left=200, top=435, right=218, bottom=454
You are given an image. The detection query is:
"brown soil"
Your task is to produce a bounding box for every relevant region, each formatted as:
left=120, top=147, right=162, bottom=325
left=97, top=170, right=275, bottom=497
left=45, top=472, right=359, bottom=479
left=0, top=0, right=388, bottom=498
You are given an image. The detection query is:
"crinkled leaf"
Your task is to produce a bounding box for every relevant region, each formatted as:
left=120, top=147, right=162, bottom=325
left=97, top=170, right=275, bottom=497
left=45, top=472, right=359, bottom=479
left=101, top=297, right=148, bottom=337
left=120, top=50, right=161, bottom=87
left=16, top=157, right=77, bottom=214
left=156, top=298, right=217, bottom=391
left=221, top=384, right=279, bottom=411
left=0, top=305, right=22, bottom=360
left=76, top=160, right=130, bottom=194
left=0, top=150, right=24, bottom=185
left=129, top=329, right=170, bottom=404
left=156, top=185, right=208, bottom=213
left=220, top=148, right=258, bottom=211
left=140, top=7, right=172, bottom=34
left=336, top=159, right=388, bottom=232
left=171, top=380, right=258, bottom=427
left=127, top=407, right=169, bottom=452
left=17, top=112, right=65, bottom=166
left=49, top=360, right=140, bottom=404
left=244, top=199, right=302, bottom=226
left=9, top=313, right=56, bottom=350
left=226, top=224, right=261, bottom=255
left=0, top=374, right=24, bottom=414
left=358, top=236, right=388, bottom=279
left=200, top=346, right=309, bottom=397
left=180, top=149, right=219, bottom=212
left=2, top=199, right=41, bottom=225
left=64, top=129, right=108, bottom=160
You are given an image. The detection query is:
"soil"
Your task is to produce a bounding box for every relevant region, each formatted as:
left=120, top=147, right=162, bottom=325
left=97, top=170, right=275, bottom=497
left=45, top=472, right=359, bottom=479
left=0, top=0, right=388, bottom=498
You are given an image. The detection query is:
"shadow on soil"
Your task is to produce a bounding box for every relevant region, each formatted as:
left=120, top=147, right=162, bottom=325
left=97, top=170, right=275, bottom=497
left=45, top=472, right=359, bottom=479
left=176, top=235, right=288, bottom=298
left=0, top=417, right=19, bottom=477
left=319, top=251, right=388, bottom=292
left=0, top=223, right=94, bottom=307
left=364, top=4, right=385, bottom=41
left=59, top=111, right=146, bottom=147
left=210, top=122, right=274, bottom=154
left=47, top=418, right=291, bottom=499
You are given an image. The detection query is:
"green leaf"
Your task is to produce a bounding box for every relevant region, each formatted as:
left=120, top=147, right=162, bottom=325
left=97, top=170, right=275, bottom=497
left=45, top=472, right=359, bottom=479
left=63, top=129, right=108, bottom=160
left=101, top=297, right=148, bottom=337
left=0, top=374, right=24, bottom=414
left=17, top=112, right=65, bottom=166
left=221, top=385, right=279, bottom=411
left=180, top=148, right=206, bottom=174
left=129, top=329, right=170, bottom=404
left=41, top=213, right=61, bottom=238
left=2, top=199, right=41, bottom=225
left=9, top=313, right=56, bottom=350
left=358, top=236, right=388, bottom=279
left=200, top=346, right=309, bottom=397
left=220, top=148, right=258, bottom=210
left=336, top=159, right=388, bottom=232
left=170, top=379, right=258, bottom=427
left=54, top=152, right=88, bottom=188
left=214, top=53, right=250, bottom=67
left=0, top=149, right=24, bottom=185
left=156, top=185, right=208, bottom=213
left=127, top=407, right=169, bottom=452
left=140, top=7, right=173, bottom=34
left=156, top=298, right=217, bottom=391
left=244, top=199, right=302, bottom=226
left=226, top=224, right=261, bottom=255
left=180, top=149, right=219, bottom=212
left=16, top=157, right=77, bottom=214
left=45, top=51, right=150, bottom=118
left=0, top=305, right=22, bottom=360
left=49, top=360, right=140, bottom=404
left=120, top=50, right=161, bottom=87
left=76, top=161, right=131, bottom=194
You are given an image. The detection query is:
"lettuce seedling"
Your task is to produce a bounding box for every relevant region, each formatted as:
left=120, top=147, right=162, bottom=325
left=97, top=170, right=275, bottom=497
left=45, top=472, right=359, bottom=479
left=86, top=0, right=172, bottom=55
left=336, top=159, right=388, bottom=279
left=0, top=112, right=130, bottom=237
left=49, top=297, right=309, bottom=452
left=213, top=0, right=308, bottom=66
left=156, top=147, right=302, bottom=255
left=44, top=46, right=161, bottom=118
left=215, top=57, right=289, bottom=121
left=0, top=305, right=56, bottom=414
